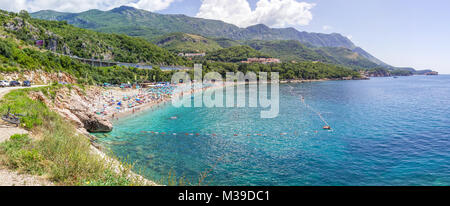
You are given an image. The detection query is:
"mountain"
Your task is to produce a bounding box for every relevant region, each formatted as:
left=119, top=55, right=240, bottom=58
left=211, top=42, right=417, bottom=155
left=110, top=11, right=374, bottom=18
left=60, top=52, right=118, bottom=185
left=31, top=6, right=355, bottom=48
left=314, top=47, right=380, bottom=69
left=31, top=6, right=240, bottom=41
left=243, top=40, right=379, bottom=69
left=151, top=32, right=222, bottom=53
left=238, top=24, right=356, bottom=48
left=351, top=47, right=390, bottom=67
left=31, top=6, right=390, bottom=67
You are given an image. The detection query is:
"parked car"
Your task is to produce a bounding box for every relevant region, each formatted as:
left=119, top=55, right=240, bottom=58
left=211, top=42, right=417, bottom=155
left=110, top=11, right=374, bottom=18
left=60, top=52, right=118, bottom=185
left=22, top=80, right=31, bottom=87
left=9, top=81, right=21, bottom=87
left=0, top=80, right=9, bottom=87
left=120, top=83, right=132, bottom=89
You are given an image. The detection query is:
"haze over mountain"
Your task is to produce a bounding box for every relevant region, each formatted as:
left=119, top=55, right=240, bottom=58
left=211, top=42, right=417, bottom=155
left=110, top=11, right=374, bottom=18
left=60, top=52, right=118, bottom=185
left=31, top=6, right=394, bottom=69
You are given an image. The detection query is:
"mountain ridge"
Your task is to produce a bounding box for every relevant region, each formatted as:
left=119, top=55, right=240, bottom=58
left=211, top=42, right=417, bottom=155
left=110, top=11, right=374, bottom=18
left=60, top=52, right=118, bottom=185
left=30, top=6, right=393, bottom=68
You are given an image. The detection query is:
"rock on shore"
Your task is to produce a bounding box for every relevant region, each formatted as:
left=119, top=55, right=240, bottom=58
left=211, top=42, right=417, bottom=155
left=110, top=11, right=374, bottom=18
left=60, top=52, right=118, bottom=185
left=72, top=110, right=113, bottom=133
left=29, top=86, right=113, bottom=133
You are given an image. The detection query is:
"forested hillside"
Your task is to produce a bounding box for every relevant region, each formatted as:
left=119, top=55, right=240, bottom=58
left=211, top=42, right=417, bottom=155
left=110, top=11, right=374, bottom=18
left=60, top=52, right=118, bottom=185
left=205, top=46, right=270, bottom=63
left=1, top=9, right=363, bottom=83
left=1, top=10, right=187, bottom=65
left=243, top=40, right=379, bottom=69
left=151, top=33, right=222, bottom=53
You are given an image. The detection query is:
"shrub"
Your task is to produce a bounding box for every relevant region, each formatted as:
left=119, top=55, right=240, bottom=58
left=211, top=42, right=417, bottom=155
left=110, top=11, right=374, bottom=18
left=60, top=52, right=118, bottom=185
left=0, top=39, right=12, bottom=58
left=0, top=88, right=147, bottom=185
left=0, top=134, right=45, bottom=175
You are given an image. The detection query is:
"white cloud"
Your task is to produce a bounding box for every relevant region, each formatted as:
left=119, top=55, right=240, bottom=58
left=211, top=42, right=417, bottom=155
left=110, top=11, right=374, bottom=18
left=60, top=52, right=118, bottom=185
left=322, top=25, right=332, bottom=31
left=196, top=0, right=315, bottom=28
left=128, top=0, right=177, bottom=12
left=0, top=0, right=177, bottom=13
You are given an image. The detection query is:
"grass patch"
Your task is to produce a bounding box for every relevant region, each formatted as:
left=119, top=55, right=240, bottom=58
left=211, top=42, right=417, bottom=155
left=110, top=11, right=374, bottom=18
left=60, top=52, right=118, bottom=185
left=0, top=88, right=50, bottom=129
left=0, top=87, right=147, bottom=185
left=0, top=134, right=46, bottom=175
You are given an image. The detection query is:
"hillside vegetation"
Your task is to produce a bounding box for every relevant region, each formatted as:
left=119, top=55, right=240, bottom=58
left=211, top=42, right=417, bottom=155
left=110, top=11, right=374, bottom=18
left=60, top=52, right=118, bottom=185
left=1, top=9, right=187, bottom=65
left=0, top=86, right=148, bottom=185
left=205, top=46, right=270, bottom=63
left=200, top=61, right=361, bottom=80
left=0, top=36, right=178, bottom=84
left=30, top=6, right=387, bottom=65
left=211, top=37, right=242, bottom=48
left=243, top=40, right=380, bottom=69
left=151, top=32, right=222, bottom=53
left=314, top=47, right=380, bottom=69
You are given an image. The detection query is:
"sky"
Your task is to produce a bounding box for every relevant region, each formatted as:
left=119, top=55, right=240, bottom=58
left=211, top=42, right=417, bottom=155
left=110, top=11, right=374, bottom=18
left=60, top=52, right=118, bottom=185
left=1, top=0, right=449, bottom=73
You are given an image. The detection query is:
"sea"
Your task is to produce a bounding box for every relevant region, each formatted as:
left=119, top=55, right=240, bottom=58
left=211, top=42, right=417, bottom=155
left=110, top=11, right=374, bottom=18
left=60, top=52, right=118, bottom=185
left=94, top=75, right=450, bottom=186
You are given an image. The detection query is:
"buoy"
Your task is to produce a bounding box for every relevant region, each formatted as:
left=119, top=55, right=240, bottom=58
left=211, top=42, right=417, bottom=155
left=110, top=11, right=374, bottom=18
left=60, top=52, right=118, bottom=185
left=234, top=134, right=238, bottom=136
left=195, top=133, right=200, bottom=136
left=212, top=134, right=217, bottom=136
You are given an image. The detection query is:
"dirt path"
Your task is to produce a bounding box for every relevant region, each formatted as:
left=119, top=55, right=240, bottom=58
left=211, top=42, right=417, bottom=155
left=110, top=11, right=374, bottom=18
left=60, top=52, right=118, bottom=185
left=0, top=85, right=53, bottom=186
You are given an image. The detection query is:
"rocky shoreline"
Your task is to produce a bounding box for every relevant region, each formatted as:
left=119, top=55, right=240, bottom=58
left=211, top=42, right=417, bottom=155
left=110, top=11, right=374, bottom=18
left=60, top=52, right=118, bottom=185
left=29, top=86, right=113, bottom=134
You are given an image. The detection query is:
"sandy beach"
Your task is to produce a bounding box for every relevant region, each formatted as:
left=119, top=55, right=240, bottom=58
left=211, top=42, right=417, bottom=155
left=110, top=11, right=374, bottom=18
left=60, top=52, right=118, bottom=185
left=97, top=81, right=244, bottom=122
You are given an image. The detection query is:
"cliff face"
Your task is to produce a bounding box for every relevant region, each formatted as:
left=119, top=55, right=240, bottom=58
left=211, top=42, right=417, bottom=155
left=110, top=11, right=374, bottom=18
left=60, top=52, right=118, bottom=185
left=29, top=86, right=112, bottom=134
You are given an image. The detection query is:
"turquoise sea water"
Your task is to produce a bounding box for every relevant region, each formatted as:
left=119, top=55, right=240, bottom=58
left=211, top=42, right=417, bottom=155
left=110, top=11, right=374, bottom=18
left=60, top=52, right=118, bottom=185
left=95, top=75, right=450, bottom=186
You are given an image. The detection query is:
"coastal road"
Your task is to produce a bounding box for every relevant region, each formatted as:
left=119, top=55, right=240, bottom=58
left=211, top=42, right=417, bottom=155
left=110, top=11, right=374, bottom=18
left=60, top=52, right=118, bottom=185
left=0, top=85, right=53, bottom=186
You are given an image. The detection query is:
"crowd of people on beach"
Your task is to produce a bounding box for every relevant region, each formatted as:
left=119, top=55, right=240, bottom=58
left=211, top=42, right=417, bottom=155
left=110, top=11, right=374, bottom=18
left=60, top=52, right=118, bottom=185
left=93, top=83, right=174, bottom=119
left=93, top=82, right=218, bottom=120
